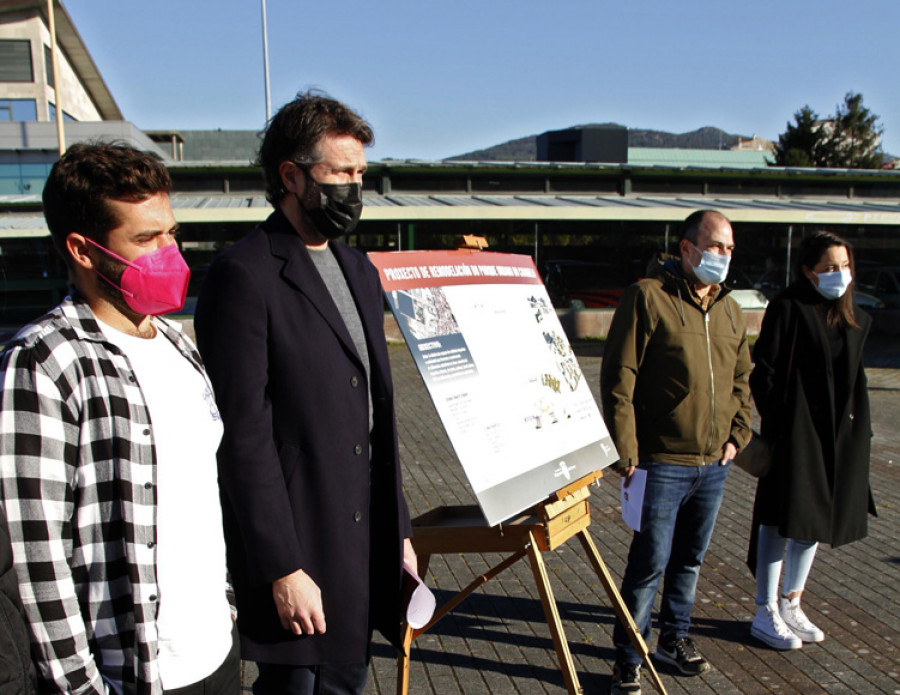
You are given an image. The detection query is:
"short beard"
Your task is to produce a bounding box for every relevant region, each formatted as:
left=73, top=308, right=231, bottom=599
left=93, top=253, right=142, bottom=321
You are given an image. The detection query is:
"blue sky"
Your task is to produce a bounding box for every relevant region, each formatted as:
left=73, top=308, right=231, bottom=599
left=65, top=0, right=899, bottom=161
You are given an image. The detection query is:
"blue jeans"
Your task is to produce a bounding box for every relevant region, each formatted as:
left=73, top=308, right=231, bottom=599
left=613, top=461, right=731, bottom=665
left=755, top=524, right=819, bottom=605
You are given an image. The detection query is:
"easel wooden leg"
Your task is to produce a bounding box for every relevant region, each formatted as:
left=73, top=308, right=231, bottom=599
left=395, top=550, right=526, bottom=695
left=576, top=529, right=669, bottom=695
left=396, top=622, right=413, bottom=695
left=526, top=531, right=583, bottom=695
left=396, top=493, right=659, bottom=695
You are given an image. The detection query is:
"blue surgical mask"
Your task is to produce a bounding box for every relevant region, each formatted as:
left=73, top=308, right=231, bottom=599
left=690, top=244, right=731, bottom=286
left=812, top=268, right=852, bottom=300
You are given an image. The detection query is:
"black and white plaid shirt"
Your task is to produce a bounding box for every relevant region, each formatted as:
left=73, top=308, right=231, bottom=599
left=0, top=296, right=215, bottom=695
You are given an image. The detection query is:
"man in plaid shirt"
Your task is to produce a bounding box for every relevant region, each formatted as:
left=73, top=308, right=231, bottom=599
left=0, top=143, right=237, bottom=695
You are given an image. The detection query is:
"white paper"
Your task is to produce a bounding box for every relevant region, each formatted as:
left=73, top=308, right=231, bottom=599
left=621, top=468, right=647, bottom=532
left=404, top=561, right=437, bottom=629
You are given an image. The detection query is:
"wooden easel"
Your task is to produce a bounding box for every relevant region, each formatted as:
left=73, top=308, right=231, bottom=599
left=396, top=471, right=668, bottom=695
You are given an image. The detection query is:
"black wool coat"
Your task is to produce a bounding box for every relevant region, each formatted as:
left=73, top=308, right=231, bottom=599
left=194, top=209, right=412, bottom=666
left=748, top=281, right=875, bottom=569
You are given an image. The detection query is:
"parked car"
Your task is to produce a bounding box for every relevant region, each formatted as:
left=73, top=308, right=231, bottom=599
left=750, top=268, right=789, bottom=299
left=729, top=289, right=769, bottom=310
left=855, top=265, right=900, bottom=309
left=542, top=259, right=633, bottom=309
left=852, top=290, right=885, bottom=310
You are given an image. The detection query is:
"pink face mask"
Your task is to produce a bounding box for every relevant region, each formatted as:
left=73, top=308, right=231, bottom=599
left=86, top=238, right=190, bottom=316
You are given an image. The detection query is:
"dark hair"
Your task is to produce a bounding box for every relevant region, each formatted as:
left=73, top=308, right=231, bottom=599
left=257, top=90, right=374, bottom=204
left=796, top=230, right=859, bottom=328
left=42, top=141, right=172, bottom=264
left=679, top=209, right=727, bottom=247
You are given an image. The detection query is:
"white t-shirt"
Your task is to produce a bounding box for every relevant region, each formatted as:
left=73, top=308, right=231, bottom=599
left=99, top=319, right=232, bottom=690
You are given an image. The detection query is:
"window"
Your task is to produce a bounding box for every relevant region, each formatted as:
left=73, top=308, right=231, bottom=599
left=0, top=39, right=33, bottom=82
left=47, top=103, right=75, bottom=122
left=0, top=99, right=37, bottom=122
left=0, top=161, right=52, bottom=194
left=20, top=162, right=51, bottom=193
left=44, top=45, right=54, bottom=88
left=0, top=163, right=21, bottom=195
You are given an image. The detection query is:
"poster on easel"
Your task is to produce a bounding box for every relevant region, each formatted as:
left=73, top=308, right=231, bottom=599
left=369, top=249, right=618, bottom=526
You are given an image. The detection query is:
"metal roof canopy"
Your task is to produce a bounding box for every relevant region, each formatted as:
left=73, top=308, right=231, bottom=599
left=3, top=192, right=900, bottom=234
left=363, top=158, right=900, bottom=179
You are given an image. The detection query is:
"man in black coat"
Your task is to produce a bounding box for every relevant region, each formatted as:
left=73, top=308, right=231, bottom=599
left=194, top=91, right=415, bottom=695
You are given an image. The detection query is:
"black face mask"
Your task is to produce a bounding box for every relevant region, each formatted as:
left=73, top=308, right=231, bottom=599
left=299, top=176, right=363, bottom=240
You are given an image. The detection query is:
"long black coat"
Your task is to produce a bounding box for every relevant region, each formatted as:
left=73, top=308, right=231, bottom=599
left=748, top=281, right=875, bottom=569
left=194, top=209, right=411, bottom=666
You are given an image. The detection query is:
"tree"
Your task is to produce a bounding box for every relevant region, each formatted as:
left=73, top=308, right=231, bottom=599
left=821, top=92, right=884, bottom=169
left=774, top=92, right=884, bottom=169
left=774, top=105, right=824, bottom=167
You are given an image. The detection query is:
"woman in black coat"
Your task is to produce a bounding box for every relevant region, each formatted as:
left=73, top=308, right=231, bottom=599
left=747, top=231, right=875, bottom=651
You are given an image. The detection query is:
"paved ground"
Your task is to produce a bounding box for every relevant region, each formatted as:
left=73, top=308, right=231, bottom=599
left=244, top=336, right=900, bottom=695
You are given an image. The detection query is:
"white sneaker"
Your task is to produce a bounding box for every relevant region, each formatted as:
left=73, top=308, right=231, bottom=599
left=751, top=603, right=802, bottom=650
left=780, top=596, right=825, bottom=642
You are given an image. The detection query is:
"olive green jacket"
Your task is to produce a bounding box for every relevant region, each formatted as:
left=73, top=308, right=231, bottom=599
left=600, top=256, right=752, bottom=466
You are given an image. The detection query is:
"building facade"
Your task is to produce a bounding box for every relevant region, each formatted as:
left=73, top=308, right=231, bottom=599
left=0, top=2, right=898, bottom=332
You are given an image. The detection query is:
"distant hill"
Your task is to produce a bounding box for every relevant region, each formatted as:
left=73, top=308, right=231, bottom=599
left=446, top=124, right=749, bottom=162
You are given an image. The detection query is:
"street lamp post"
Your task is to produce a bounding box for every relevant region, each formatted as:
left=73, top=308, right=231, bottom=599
left=261, top=0, right=271, bottom=123
left=47, top=0, right=65, bottom=155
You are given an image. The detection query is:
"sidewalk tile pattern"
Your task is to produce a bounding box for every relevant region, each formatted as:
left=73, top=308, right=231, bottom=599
left=242, top=343, right=900, bottom=695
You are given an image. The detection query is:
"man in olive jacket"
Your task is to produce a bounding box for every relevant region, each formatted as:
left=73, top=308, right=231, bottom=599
left=600, top=210, right=752, bottom=694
